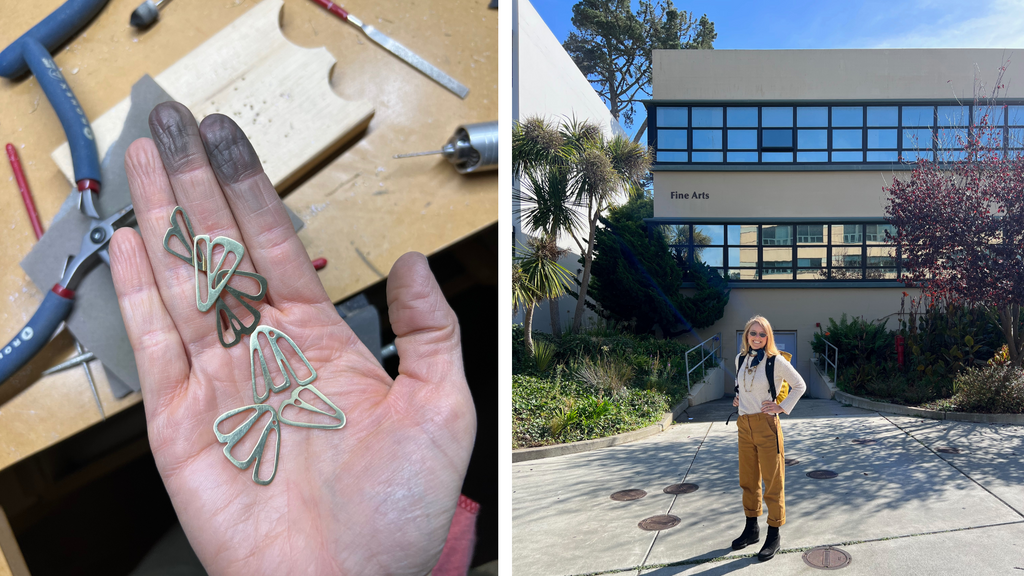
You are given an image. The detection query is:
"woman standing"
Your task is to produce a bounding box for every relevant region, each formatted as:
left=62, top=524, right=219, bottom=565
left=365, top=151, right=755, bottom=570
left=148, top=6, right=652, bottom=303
left=730, top=315, right=806, bottom=561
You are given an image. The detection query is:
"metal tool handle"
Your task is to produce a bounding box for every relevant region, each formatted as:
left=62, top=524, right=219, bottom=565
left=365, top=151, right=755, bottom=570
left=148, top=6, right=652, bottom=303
left=0, top=287, right=75, bottom=383
left=309, top=0, right=349, bottom=21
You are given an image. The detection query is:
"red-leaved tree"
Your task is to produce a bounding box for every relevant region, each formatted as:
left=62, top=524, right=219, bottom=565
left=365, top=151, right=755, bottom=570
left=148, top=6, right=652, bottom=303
left=885, top=99, right=1024, bottom=367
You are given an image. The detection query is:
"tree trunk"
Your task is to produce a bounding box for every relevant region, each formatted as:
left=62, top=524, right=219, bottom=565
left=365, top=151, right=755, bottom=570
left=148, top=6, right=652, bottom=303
left=996, top=304, right=1023, bottom=367
left=524, top=305, right=536, bottom=358
left=548, top=295, right=562, bottom=338
left=632, top=118, right=648, bottom=144
left=572, top=212, right=600, bottom=333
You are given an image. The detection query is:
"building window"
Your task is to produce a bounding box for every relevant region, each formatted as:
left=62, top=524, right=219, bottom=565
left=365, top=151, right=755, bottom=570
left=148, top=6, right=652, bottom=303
left=654, top=221, right=901, bottom=282
left=649, top=100, right=1024, bottom=166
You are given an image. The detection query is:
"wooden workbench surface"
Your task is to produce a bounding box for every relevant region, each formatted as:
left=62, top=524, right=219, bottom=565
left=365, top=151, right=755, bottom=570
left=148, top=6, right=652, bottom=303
left=0, top=0, right=496, bottom=473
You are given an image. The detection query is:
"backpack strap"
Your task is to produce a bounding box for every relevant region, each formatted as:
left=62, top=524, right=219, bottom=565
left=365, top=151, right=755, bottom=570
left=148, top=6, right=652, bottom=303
left=734, top=354, right=746, bottom=395
left=766, top=355, right=777, bottom=402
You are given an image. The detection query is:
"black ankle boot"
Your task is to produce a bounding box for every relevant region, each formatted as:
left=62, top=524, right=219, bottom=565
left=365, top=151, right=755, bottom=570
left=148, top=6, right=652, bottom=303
left=758, top=526, right=780, bottom=561
left=731, top=516, right=759, bottom=550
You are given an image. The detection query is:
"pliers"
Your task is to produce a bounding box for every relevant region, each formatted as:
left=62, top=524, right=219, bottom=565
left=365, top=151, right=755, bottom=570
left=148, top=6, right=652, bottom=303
left=0, top=204, right=135, bottom=383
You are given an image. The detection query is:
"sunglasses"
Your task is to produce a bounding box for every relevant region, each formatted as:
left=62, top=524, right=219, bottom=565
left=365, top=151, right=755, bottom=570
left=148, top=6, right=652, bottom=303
left=748, top=331, right=767, bottom=338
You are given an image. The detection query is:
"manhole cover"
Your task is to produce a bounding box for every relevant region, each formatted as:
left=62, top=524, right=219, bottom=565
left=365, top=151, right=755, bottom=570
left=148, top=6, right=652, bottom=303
left=802, top=546, right=851, bottom=569
left=638, top=514, right=681, bottom=531
left=936, top=447, right=961, bottom=454
left=785, top=458, right=800, bottom=466
left=807, top=470, right=838, bottom=479
left=610, top=489, right=647, bottom=501
left=663, top=483, right=699, bottom=494
left=852, top=439, right=876, bottom=445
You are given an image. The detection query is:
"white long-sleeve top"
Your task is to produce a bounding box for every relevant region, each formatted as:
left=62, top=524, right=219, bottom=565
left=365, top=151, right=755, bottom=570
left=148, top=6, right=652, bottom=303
left=734, top=353, right=807, bottom=416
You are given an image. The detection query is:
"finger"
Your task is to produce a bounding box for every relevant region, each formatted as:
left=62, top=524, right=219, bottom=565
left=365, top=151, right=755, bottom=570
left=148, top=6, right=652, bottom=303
left=197, top=113, right=328, bottom=308
left=386, top=253, right=464, bottom=386
left=109, top=228, right=190, bottom=418
left=124, top=137, right=221, bottom=357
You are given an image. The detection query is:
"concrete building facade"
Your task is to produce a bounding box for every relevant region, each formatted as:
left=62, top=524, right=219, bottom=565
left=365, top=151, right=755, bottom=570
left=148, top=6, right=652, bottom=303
left=645, top=49, right=1021, bottom=388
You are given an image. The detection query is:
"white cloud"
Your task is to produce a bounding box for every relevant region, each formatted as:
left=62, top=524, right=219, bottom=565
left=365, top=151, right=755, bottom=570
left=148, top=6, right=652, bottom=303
left=868, top=0, right=1024, bottom=48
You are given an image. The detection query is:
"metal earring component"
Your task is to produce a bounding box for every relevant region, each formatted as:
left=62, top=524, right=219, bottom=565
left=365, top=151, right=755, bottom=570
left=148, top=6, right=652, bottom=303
left=214, top=403, right=281, bottom=486
left=277, top=383, right=346, bottom=430
left=162, top=206, right=205, bottom=270
left=250, top=325, right=317, bottom=404
left=194, top=235, right=244, bottom=312
left=215, top=269, right=268, bottom=348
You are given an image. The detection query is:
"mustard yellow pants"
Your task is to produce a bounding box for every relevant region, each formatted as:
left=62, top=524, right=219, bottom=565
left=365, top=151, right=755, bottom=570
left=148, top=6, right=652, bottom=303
left=737, top=413, right=786, bottom=527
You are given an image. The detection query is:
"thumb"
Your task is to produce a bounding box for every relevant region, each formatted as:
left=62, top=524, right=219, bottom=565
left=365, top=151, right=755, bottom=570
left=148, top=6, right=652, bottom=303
left=386, top=252, right=465, bottom=386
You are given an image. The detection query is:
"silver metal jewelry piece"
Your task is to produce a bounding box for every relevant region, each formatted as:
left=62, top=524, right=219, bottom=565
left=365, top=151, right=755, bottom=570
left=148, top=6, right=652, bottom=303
left=250, top=325, right=317, bottom=404
left=277, top=383, right=346, bottom=430
left=215, top=269, right=268, bottom=348
left=194, top=235, right=244, bottom=312
left=214, top=403, right=281, bottom=486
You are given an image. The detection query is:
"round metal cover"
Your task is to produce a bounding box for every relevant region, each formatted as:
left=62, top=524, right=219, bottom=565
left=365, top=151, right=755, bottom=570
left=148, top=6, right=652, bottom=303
left=802, top=546, right=851, bottom=570
left=638, top=514, right=681, bottom=531
left=852, top=438, right=876, bottom=445
left=663, top=483, right=699, bottom=494
left=807, top=470, right=838, bottom=479
left=936, top=447, right=961, bottom=454
left=610, top=489, right=647, bottom=501
left=785, top=458, right=800, bottom=466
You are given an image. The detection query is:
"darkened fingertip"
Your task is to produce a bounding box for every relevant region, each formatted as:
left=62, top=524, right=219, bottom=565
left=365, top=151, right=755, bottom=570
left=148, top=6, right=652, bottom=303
left=148, top=101, right=203, bottom=174
left=199, top=114, right=264, bottom=185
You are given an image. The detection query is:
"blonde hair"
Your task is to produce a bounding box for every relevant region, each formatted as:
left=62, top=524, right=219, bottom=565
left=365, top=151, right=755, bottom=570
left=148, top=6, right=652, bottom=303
left=740, top=315, right=780, bottom=357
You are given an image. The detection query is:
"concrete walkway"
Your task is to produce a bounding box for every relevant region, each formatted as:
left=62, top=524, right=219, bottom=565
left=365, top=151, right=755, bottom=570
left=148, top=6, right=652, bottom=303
left=512, top=399, right=1024, bottom=575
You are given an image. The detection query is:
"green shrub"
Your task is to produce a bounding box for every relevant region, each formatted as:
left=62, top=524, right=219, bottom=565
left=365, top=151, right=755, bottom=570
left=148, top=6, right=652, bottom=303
left=533, top=339, right=556, bottom=373
left=950, top=365, right=1024, bottom=414
left=513, top=374, right=670, bottom=449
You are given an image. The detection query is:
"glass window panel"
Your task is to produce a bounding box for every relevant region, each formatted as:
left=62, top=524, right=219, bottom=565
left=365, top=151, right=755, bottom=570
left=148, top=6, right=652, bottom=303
left=867, top=106, right=898, bottom=126
left=694, top=225, right=724, bottom=245
left=902, top=128, right=933, bottom=149
left=657, top=151, right=688, bottom=162
left=833, top=129, right=863, bottom=149
left=937, top=105, right=968, bottom=126
left=762, top=152, right=793, bottom=162
left=832, top=107, right=863, bottom=127
left=798, top=129, right=827, bottom=149
left=902, top=149, right=933, bottom=162
left=727, top=151, right=759, bottom=162
left=902, top=106, right=934, bottom=127
left=762, top=225, right=793, bottom=246
left=831, top=247, right=862, bottom=267
left=728, top=247, right=758, bottom=268
left=832, top=151, right=863, bottom=162
left=658, top=129, right=688, bottom=149
left=867, top=150, right=899, bottom=162
left=727, top=129, right=757, bottom=149
left=697, top=247, right=723, bottom=267
left=938, top=128, right=967, bottom=149
left=657, top=225, right=691, bottom=245
left=831, top=267, right=864, bottom=280
left=727, top=107, right=758, bottom=127
left=728, top=225, right=758, bottom=246
left=866, top=268, right=898, bottom=280
left=692, top=107, right=723, bottom=127
left=763, top=266, right=792, bottom=277
left=938, top=150, right=967, bottom=162
left=797, top=151, right=829, bottom=162
left=865, top=224, right=895, bottom=243
left=763, top=247, right=792, bottom=264
left=670, top=247, right=690, bottom=262
left=868, top=129, right=897, bottom=149
left=798, top=247, right=827, bottom=267
left=729, top=269, right=760, bottom=280
left=797, top=107, right=828, bottom=127
left=979, top=127, right=1004, bottom=148
left=692, top=151, right=723, bottom=162
left=831, top=224, right=862, bottom=244
left=762, top=107, right=793, bottom=127
left=1009, top=128, right=1024, bottom=147
left=692, top=130, right=722, bottom=149
left=657, top=107, right=688, bottom=127
left=797, top=268, right=828, bottom=280
left=867, top=246, right=896, bottom=266
left=1008, top=106, right=1024, bottom=125
left=762, top=129, right=793, bottom=149
left=797, top=225, right=824, bottom=244
left=987, top=149, right=1006, bottom=160
left=975, top=105, right=1004, bottom=127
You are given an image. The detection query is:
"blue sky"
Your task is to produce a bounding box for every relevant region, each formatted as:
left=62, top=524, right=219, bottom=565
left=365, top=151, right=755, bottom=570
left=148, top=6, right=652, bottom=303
left=532, top=0, right=1024, bottom=133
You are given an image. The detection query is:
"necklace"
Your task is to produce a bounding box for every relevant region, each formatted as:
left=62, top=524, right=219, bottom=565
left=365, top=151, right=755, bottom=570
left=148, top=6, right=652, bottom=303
left=741, top=357, right=759, bottom=393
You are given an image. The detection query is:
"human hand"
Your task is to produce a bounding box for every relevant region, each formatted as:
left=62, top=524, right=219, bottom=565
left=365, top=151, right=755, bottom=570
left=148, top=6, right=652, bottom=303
left=761, top=401, right=784, bottom=415
left=109, top=102, right=476, bottom=575
left=733, top=396, right=739, bottom=408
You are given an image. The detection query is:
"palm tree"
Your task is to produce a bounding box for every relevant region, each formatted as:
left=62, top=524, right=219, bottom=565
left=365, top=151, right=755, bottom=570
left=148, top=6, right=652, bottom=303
left=514, top=115, right=651, bottom=333
left=512, top=235, right=574, bottom=357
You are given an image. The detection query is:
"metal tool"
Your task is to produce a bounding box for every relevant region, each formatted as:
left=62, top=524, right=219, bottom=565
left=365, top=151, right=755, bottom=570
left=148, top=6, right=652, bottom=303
left=0, top=205, right=135, bottom=384
left=394, top=121, right=498, bottom=174
left=309, top=0, right=469, bottom=99
left=130, top=0, right=173, bottom=28
left=0, top=0, right=111, bottom=219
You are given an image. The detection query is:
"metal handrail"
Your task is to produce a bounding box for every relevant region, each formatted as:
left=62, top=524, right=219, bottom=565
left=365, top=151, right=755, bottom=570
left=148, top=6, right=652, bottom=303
left=817, top=338, right=839, bottom=382
left=685, top=332, right=721, bottom=394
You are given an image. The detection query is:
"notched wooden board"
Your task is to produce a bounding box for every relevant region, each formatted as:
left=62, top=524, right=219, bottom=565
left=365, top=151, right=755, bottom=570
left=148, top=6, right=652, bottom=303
left=52, top=0, right=374, bottom=191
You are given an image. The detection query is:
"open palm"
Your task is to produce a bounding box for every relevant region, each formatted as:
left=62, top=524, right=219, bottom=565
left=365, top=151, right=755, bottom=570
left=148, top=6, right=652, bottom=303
left=109, top=102, right=476, bottom=575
